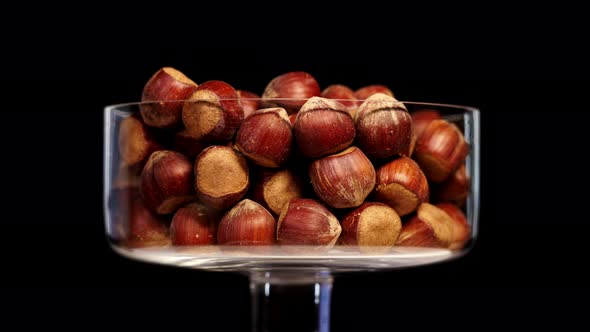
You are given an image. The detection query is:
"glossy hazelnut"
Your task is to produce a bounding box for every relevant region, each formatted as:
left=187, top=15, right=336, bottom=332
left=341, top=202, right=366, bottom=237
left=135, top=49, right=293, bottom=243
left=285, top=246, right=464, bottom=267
left=217, top=199, right=276, bottom=245
left=355, top=93, right=412, bottom=159
left=435, top=165, right=469, bottom=206
left=250, top=168, right=304, bottom=215
left=340, top=202, right=402, bottom=252
left=140, top=67, right=198, bottom=128
left=262, top=71, right=320, bottom=113
left=309, top=146, right=375, bottom=208
left=321, top=84, right=358, bottom=116
left=182, top=80, right=244, bottom=142
left=374, top=157, right=429, bottom=216
left=436, top=203, right=470, bottom=250
left=237, top=90, right=261, bottom=118
left=113, top=162, right=141, bottom=190
left=140, top=150, right=195, bottom=214
left=396, top=203, right=454, bottom=248
left=414, top=119, right=468, bottom=183
left=412, top=109, right=441, bottom=138
left=277, top=198, right=341, bottom=248
left=294, top=96, right=356, bottom=158
left=194, top=145, right=249, bottom=209
left=235, top=107, right=293, bottom=168
left=118, top=115, right=161, bottom=168
left=170, top=202, right=218, bottom=245
left=174, top=130, right=207, bottom=159
left=125, top=196, right=171, bottom=248
left=354, top=84, right=394, bottom=100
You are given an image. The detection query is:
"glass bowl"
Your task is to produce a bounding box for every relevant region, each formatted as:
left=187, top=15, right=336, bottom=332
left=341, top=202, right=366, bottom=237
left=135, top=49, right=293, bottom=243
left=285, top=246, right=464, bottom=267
left=104, top=98, right=480, bottom=331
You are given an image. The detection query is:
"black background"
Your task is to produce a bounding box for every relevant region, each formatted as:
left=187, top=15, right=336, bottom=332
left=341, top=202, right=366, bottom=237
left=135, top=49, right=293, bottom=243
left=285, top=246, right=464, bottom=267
left=4, top=5, right=590, bottom=331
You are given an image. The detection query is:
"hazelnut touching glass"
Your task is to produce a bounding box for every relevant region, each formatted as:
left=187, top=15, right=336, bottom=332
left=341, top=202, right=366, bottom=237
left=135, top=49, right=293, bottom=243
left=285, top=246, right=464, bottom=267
left=140, top=150, right=195, bottom=215
left=237, top=90, right=261, bottom=118
left=411, top=109, right=441, bottom=139
left=374, top=157, right=429, bottom=216
left=262, top=71, right=320, bottom=113
left=235, top=107, right=293, bottom=168
left=396, top=203, right=454, bottom=248
left=435, top=165, right=469, bottom=206
left=194, top=145, right=249, bottom=210
left=340, top=202, right=402, bottom=252
left=182, top=80, right=244, bottom=143
left=170, top=202, right=218, bottom=245
left=354, top=84, right=394, bottom=100
left=355, top=93, right=412, bottom=160
left=140, top=67, right=198, bottom=128
left=217, top=199, right=276, bottom=246
left=250, top=168, right=304, bottom=216
left=277, top=198, right=341, bottom=249
left=294, top=96, right=356, bottom=158
left=125, top=196, right=171, bottom=248
left=436, top=203, right=470, bottom=250
left=414, top=119, right=468, bottom=183
left=321, top=84, right=358, bottom=116
left=118, top=115, right=161, bottom=168
left=309, top=146, right=376, bottom=209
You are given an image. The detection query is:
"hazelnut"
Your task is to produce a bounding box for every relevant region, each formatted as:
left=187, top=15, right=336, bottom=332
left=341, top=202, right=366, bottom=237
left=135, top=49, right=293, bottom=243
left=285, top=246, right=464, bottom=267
left=173, top=130, right=207, bottom=159
left=125, top=196, right=171, bottom=248
left=411, top=109, right=441, bottom=138
left=340, top=202, right=402, bottom=252
left=250, top=168, right=304, bottom=215
left=354, top=84, right=394, bottom=100
left=374, top=157, right=429, bottom=216
left=235, top=107, right=293, bottom=168
left=277, top=198, right=341, bottom=249
left=140, top=67, right=198, bottom=128
left=320, top=84, right=358, bottom=117
left=237, top=90, right=261, bottom=118
left=262, top=71, right=320, bottom=113
left=217, top=199, right=276, bottom=245
left=435, top=165, right=469, bottom=206
left=309, top=146, right=375, bottom=208
left=355, top=93, right=412, bottom=159
left=140, top=150, right=195, bottom=214
left=436, top=203, right=470, bottom=250
left=408, top=132, right=417, bottom=157
left=170, top=202, right=218, bottom=245
left=194, top=145, right=249, bottom=209
left=182, top=80, right=244, bottom=142
left=414, top=119, right=469, bottom=183
left=396, top=203, right=454, bottom=248
left=118, top=115, right=161, bottom=168
left=113, top=162, right=141, bottom=190
left=294, top=96, right=356, bottom=158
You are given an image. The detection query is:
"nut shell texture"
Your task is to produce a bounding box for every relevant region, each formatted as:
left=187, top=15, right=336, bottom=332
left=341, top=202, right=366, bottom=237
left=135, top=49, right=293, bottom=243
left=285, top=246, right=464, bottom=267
left=277, top=198, right=341, bottom=247
left=235, top=108, right=293, bottom=168
left=355, top=93, right=412, bottom=159
left=309, top=146, right=376, bottom=208
left=294, top=97, right=356, bottom=158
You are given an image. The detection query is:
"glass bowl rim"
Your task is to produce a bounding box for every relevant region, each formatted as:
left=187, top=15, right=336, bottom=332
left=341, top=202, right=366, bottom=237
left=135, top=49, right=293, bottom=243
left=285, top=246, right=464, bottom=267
left=105, top=99, right=480, bottom=113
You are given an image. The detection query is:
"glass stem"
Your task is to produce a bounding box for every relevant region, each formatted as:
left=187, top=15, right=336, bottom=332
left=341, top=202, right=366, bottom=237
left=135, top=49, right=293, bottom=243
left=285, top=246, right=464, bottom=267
left=249, top=271, right=333, bottom=332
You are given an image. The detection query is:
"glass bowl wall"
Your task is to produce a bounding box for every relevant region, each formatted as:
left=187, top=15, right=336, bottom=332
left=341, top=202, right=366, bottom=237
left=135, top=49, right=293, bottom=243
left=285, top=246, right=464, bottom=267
left=104, top=99, right=480, bottom=272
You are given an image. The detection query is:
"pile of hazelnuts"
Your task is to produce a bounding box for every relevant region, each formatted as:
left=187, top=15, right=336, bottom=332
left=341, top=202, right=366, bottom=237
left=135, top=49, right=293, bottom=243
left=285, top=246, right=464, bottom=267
left=111, top=68, right=471, bottom=253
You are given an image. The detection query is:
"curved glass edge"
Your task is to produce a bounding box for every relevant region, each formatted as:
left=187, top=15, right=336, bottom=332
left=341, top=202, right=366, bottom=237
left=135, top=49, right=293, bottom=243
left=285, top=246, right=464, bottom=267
left=105, top=99, right=480, bottom=113
left=103, top=101, right=481, bottom=272
left=103, top=108, right=115, bottom=240
left=111, top=244, right=466, bottom=272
